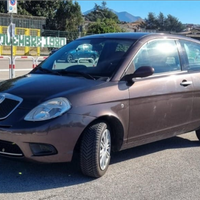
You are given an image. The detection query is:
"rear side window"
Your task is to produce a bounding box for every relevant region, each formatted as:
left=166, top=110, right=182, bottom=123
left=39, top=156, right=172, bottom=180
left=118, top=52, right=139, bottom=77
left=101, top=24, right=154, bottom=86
left=133, top=39, right=181, bottom=74
left=77, top=44, right=92, bottom=51
left=179, top=40, right=200, bottom=71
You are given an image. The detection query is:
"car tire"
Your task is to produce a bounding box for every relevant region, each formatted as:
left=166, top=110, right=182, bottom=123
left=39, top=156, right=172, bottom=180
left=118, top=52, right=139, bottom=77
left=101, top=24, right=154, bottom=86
left=80, top=121, right=111, bottom=178
left=196, top=129, right=200, bottom=140
left=67, top=54, right=73, bottom=63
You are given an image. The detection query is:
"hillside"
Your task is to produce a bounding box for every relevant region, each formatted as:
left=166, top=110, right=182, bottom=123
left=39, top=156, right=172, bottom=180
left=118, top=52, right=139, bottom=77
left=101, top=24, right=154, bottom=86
left=83, top=8, right=142, bottom=22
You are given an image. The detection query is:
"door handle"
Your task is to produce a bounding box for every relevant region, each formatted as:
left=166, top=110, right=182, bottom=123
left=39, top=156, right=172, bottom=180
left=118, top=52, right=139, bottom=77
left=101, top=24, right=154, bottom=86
left=180, top=80, right=192, bottom=86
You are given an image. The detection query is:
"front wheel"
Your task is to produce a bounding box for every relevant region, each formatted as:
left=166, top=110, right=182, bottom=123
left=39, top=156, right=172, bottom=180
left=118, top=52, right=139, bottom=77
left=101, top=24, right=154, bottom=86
left=80, top=121, right=111, bottom=178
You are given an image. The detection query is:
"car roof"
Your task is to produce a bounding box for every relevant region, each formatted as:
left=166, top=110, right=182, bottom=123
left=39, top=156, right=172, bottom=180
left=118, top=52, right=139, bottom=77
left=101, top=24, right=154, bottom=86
left=79, top=32, right=150, bottom=39
left=79, top=32, right=150, bottom=40
left=78, top=32, right=200, bottom=43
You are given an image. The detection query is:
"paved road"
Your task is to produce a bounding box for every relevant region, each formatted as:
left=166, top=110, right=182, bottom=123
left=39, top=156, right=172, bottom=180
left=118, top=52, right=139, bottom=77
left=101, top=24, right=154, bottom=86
left=0, top=58, right=45, bottom=80
left=0, top=132, right=200, bottom=200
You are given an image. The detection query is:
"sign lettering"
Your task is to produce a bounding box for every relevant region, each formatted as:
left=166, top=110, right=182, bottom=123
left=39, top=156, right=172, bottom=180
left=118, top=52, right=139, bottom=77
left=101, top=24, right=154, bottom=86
left=0, top=34, right=66, bottom=48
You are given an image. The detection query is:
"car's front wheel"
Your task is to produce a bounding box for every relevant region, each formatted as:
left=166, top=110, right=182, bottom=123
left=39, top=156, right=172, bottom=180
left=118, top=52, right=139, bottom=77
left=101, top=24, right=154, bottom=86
left=80, top=121, right=111, bottom=178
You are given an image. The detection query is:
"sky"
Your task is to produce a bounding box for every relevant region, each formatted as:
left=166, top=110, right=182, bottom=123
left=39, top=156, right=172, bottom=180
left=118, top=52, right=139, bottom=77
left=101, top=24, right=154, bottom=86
left=76, top=1, right=200, bottom=24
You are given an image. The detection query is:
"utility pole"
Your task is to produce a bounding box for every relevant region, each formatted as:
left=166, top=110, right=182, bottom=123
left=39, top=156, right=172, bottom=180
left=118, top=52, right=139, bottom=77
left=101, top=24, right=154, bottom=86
left=7, top=0, right=17, bottom=79
left=10, top=13, right=14, bottom=78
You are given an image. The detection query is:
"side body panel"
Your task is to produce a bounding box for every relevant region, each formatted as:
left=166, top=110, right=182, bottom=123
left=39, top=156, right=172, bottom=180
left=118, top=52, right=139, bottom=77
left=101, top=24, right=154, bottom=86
left=126, top=72, right=194, bottom=147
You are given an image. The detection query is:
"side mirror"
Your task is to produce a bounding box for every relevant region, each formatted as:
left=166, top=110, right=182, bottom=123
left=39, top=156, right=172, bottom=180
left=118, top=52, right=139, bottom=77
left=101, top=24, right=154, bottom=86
left=122, top=66, right=154, bottom=82
left=133, top=66, right=154, bottom=78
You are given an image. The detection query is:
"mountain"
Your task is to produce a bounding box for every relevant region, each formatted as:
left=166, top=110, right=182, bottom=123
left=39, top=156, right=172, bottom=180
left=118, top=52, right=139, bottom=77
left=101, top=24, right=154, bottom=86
left=111, top=10, right=142, bottom=22
left=83, top=8, right=142, bottom=23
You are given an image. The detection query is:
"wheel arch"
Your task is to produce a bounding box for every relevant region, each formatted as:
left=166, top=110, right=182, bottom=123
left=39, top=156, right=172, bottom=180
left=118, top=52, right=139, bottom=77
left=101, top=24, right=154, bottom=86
left=74, top=115, right=125, bottom=154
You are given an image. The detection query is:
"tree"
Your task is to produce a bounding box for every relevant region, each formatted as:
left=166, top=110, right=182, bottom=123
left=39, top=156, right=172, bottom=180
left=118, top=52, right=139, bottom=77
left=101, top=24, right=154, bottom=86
left=19, top=1, right=60, bottom=29
left=54, top=0, right=83, bottom=31
left=0, top=0, right=60, bottom=29
left=145, top=12, right=157, bottom=29
left=165, top=14, right=184, bottom=32
left=102, top=1, right=107, bottom=9
left=85, top=2, right=119, bottom=23
left=157, top=12, right=165, bottom=31
left=85, top=2, right=122, bottom=34
left=0, top=1, right=7, bottom=13
left=0, top=1, right=59, bottom=17
left=143, top=12, right=184, bottom=32
left=0, top=0, right=84, bottom=32
left=87, top=18, right=123, bottom=34
left=94, top=3, right=100, bottom=11
left=85, top=8, right=119, bottom=23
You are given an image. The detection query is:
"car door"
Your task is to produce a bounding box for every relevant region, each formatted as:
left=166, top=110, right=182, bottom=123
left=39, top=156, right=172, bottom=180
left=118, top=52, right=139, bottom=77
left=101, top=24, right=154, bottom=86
left=76, top=45, right=83, bottom=59
left=83, top=44, right=92, bottom=59
left=78, top=44, right=88, bottom=58
left=127, top=39, right=194, bottom=145
left=179, top=39, right=200, bottom=130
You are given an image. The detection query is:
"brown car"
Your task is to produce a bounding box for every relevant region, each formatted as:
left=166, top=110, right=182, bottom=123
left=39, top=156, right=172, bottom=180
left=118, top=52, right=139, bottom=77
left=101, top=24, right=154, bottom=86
left=0, top=32, right=200, bottom=178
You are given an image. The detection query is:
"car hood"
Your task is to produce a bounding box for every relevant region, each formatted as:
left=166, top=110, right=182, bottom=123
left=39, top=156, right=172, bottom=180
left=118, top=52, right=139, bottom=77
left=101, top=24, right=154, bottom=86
left=0, top=74, right=104, bottom=108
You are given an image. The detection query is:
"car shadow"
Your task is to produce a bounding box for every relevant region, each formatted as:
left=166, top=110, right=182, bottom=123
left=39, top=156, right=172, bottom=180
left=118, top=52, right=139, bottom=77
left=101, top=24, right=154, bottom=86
left=110, top=134, right=200, bottom=164
left=0, top=133, right=199, bottom=193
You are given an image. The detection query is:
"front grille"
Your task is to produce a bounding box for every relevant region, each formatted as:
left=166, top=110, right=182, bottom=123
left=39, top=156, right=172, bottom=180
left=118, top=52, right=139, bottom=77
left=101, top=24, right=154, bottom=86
left=0, top=140, right=23, bottom=157
left=0, top=99, right=19, bottom=118
left=0, top=93, right=23, bottom=120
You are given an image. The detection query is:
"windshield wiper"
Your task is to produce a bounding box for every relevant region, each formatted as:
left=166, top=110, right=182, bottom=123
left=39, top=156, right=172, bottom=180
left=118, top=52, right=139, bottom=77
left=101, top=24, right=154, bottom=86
left=60, top=70, right=95, bottom=80
left=37, top=66, right=61, bottom=75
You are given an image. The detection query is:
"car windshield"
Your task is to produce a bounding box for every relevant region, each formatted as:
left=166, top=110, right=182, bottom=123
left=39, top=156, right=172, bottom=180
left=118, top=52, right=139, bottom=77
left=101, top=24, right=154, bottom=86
left=31, top=38, right=136, bottom=80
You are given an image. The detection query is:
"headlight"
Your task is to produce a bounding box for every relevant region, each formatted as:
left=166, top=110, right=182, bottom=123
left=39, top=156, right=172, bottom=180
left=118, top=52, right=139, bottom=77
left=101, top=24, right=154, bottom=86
left=24, top=97, right=71, bottom=121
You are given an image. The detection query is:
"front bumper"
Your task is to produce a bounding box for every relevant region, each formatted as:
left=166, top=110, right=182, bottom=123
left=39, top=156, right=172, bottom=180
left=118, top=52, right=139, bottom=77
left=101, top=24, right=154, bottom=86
left=0, top=113, right=95, bottom=163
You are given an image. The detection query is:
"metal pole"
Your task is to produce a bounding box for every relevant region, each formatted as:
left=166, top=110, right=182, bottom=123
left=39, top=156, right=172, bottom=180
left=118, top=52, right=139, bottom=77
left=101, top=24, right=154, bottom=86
left=10, top=13, right=14, bottom=79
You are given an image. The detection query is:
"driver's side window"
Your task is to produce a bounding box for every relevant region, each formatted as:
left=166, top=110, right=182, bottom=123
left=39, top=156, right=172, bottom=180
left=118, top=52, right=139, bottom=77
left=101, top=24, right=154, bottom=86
left=77, top=45, right=83, bottom=51
left=179, top=40, right=200, bottom=71
left=132, top=39, right=181, bottom=74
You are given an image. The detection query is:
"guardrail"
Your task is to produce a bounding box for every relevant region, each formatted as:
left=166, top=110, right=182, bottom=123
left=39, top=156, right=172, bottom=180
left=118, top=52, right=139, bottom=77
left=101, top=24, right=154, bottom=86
left=14, top=56, right=36, bottom=69
left=35, top=56, right=48, bottom=66
left=0, top=56, right=48, bottom=79
left=0, top=56, right=12, bottom=78
left=77, top=58, right=94, bottom=64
